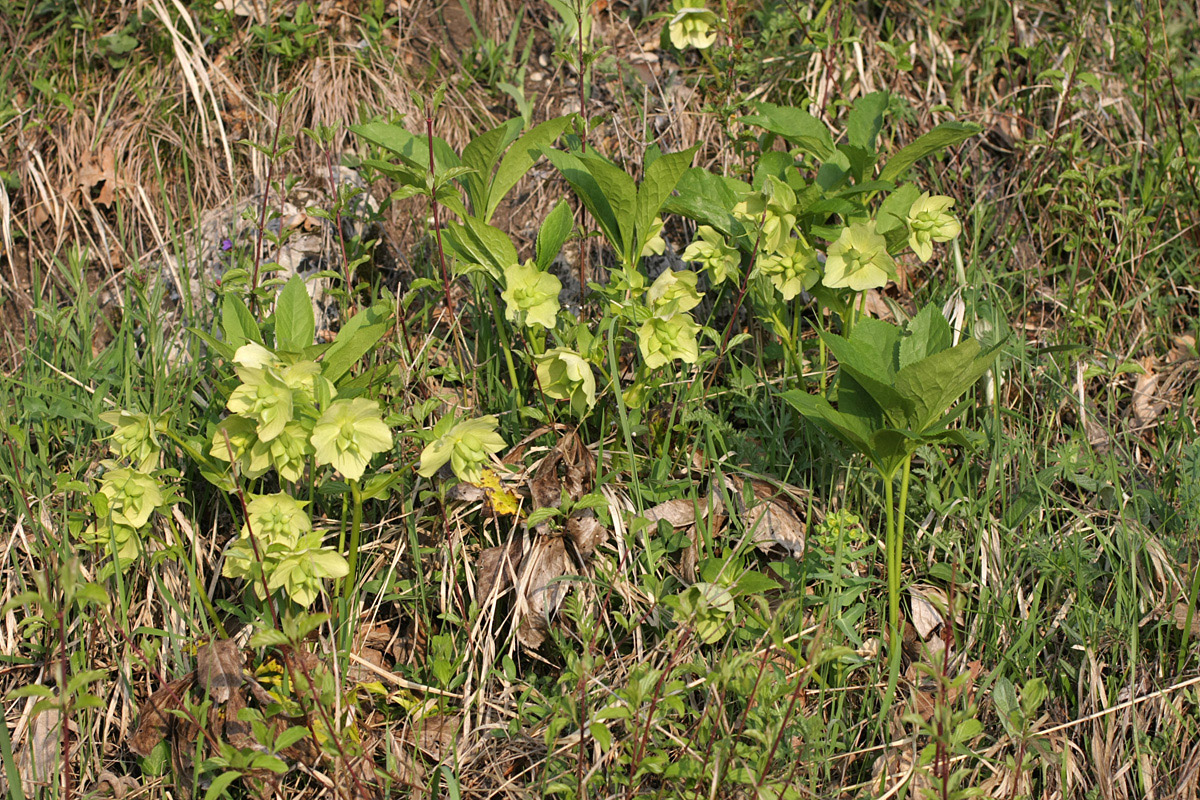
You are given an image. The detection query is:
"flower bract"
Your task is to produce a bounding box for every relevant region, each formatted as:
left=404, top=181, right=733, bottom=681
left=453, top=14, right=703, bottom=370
left=733, top=176, right=797, bottom=254
left=536, top=349, right=597, bottom=416
left=99, top=409, right=164, bottom=472
left=668, top=0, right=718, bottom=50
left=418, top=416, right=507, bottom=485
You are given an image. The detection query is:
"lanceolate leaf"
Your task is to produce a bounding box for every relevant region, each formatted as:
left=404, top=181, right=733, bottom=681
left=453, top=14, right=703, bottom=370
left=536, top=200, right=574, bottom=270
left=879, top=121, right=982, bottom=183
left=635, top=144, right=699, bottom=251
left=543, top=147, right=622, bottom=258
left=274, top=274, right=315, bottom=353
left=576, top=151, right=637, bottom=260
left=743, top=102, right=837, bottom=160
left=460, top=118, right=523, bottom=216
left=846, top=91, right=889, bottom=152
left=488, top=116, right=571, bottom=222
left=322, top=300, right=391, bottom=384
left=662, top=168, right=748, bottom=240
left=221, top=293, right=262, bottom=349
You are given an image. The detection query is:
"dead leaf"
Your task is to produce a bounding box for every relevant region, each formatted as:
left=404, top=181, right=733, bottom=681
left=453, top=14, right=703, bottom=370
left=129, top=674, right=195, bottom=757
left=76, top=147, right=119, bottom=207
left=515, top=537, right=572, bottom=648
left=643, top=499, right=697, bottom=528
left=1131, top=356, right=1165, bottom=429
left=909, top=585, right=949, bottom=640
left=528, top=449, right=563, bottom=513
left=91, top=770, right=139, bottom=798
left=12, top=706, right=61, bottom=795
left=196, top=639, right=243, bottom=702
left=1172, top=603, right=1200, bottom=634
left=222, top=688, right=254, bottom=750
left=414, top=715, right=462, bottom=763
left=741, top=480, right=806, bottom=555
left=476, top=538, right=522, bottom=602
left=566, top=512, right=605, bottom=559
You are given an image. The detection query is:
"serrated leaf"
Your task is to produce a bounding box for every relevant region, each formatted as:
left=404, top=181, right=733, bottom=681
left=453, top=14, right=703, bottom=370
left=488, top=116, right=571, bottom=222
left=275, top=274, right=315, bottom=353
left=879, top=121, right=982, bottom=183
left=635, top=144, right=698, bottom=251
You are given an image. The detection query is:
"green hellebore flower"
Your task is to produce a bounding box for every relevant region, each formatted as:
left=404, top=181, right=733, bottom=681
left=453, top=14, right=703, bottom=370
left=501, top=260, right=562, bottom=330
left=227, top=366, right=295, bottom=442
left=646, top=269, right=703, bottom=319
left=822, top=221, right=897, bottom=292
left=907, top=192, right=962, bottom=262
left=98, top=465, right=163, bottom=529
left=211, top=415, right=271, bottom=480
left=757, top=236, right=820, bottom=301
left=418, top=416, right=507, bottom=485
left=536, top=348, right=597, bottom=416
left=250, top=420, right=314, bottom=483
left=638, top=313, right=701, bottom=369
left=310, top=398, right=393, bottom=481
left=668, top=0, right=718, bottom=50
left=681, top=225, right=740, bottom=286
left=267, top=531, right=348, bottom=607
left=733, top=176, right=797, bottom=254
left=99, top=409, right=164, bottom=472
left=241, top=492, right=312, bottom=550
left=83, top=521, right=140, bottom=566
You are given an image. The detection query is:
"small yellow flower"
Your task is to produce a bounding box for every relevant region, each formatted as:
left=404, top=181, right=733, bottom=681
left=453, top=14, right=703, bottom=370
left=536, top=349, right=597, bottom=416
left=310, top=398, right=393, bottom=481
left=638, top=314, right=701, bottom=369
left=646, top=269, right=703, bottom=319
left=681, top=226, right=740, bottom=286
left=822, top=221, right=897, bottom=292
left=757, top=236, right=820, bottom=301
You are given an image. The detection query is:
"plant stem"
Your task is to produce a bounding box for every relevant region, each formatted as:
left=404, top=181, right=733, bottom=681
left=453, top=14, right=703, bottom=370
left=425, top=111, right=455, bottom=320
left=342, top=479, right=364, bottom=610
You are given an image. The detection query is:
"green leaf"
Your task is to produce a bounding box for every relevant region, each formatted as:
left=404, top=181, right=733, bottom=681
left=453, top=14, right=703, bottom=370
left=203, top=770, right=241, bottom=800
left=661, top=168, right=749, bottom=240
left=993, top=676, right=1019, bottom=720
left=893, top=338, right=991, bottom=433
left=535, top=200, right=573, bottom=270
left=543, top=148, right=622, bottom=258
left=249, top=628, right=290, bottom=648
left=578, top=151, right=637, bottom=260
left=846, top=91, right=888, bottom=152
left=898, top=303, right=953, bottom=370
left=488, top=116, right=571, bottom=222
left=221, top=293, right=262, bottom=350
left=274, top=274, right=315, bottom=353
left=350, top=121, right=425, bottom=172
left=780, top=389, right=873, bottom=457
left=1021, top=677, right=1048, bottom=718
left=635, top=145, right=698, bottom=255
left=879, top=121, right=982, bottom=183
left=460, top=118, right=523, bottom=216
left=743, top=102, right=836, bottom=160
left=322, top=300, right=392, bottom=384
left=273, top=726, right=310, bottom=751
left=876, top=183, right=920, bottom=238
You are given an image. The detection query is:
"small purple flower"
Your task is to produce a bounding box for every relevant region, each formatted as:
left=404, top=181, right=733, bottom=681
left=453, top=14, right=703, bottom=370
left=220, top=237, right=234, bottom=252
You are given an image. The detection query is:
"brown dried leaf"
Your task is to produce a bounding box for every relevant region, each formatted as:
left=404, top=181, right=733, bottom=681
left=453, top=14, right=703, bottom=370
left=1131, top=357, right=1165, bottom=429
left=528, top=449, right=563, bottom=512
left=129, top=674, right=195, bottom=757
left=1172, top=603, right=1200, bottom=634
left=909, top=585, right=949, bottom=640
left=566, top=511, right=606, bottom=560
left=559, top=432, right=594, bottom=502
left=76, top=147, right=118, bottom=207
left=12, top=706, right=60, bottom=795
left=643, top=498, right=697, bottom=528
left=476, top=538, right=522, bottom=602
left=516, top=537, right=572, bottom=648
left=91, top=770, right=139, bottom=798
left=222, top=687, right=254, bottom=750
left=743, top=482, right=806, bottom=554
left=196, top=639, right=243, bottom=702
left=414, top=715, right=463, bottom=763
left=348, top=646, right=387, bottom=685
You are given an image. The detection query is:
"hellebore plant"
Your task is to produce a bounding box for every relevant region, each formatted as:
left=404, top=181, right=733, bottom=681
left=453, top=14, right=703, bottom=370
left=502, top=259, right=563, bottom=332
left=822, top=221, right=896, bottom=293
left=681, top=225, right=740, bottom=287
left=781, top=304, right=1004, bottom=702
left=758, top=234, right=821, bottom=301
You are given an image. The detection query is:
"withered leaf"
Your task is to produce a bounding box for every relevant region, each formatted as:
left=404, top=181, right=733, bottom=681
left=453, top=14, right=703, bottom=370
left=735, top=479, right=806, bottom=555
left=643, top=498, right=698, bottom=528
left=129, top=674, right=195, bottom=757
left=222, top=688, right=254, bottom=750
left=10, top=706, right=61, bottom=795
left=566, top=511, right=606, bottom=559
left=476, top=537, right=522, bottom=602
left=414, top=715, right=462, bottom=763
left=528, top=449, right=563, bottom=512
left=515, top=537, right=572, bottom=648
left=196, top=639, right=243, bottom=703
left=559, top=432, right=595, bottom=502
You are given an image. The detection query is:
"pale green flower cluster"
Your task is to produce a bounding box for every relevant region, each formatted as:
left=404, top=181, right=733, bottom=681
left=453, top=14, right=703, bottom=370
left=501, top=260, right=562, bottom=330
left=681, top=226, right=739, bottom=287
left=823, top=221, right=897, bottom=292
left=221, top=493, right=348, bottom=607
left=213, top=343, right=391, bottom=483
left=536, top=349, right=597, bottom=417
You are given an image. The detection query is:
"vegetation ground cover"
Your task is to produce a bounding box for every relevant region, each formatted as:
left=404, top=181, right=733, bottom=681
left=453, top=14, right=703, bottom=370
left=2, top=0, right=1199, bottom=798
